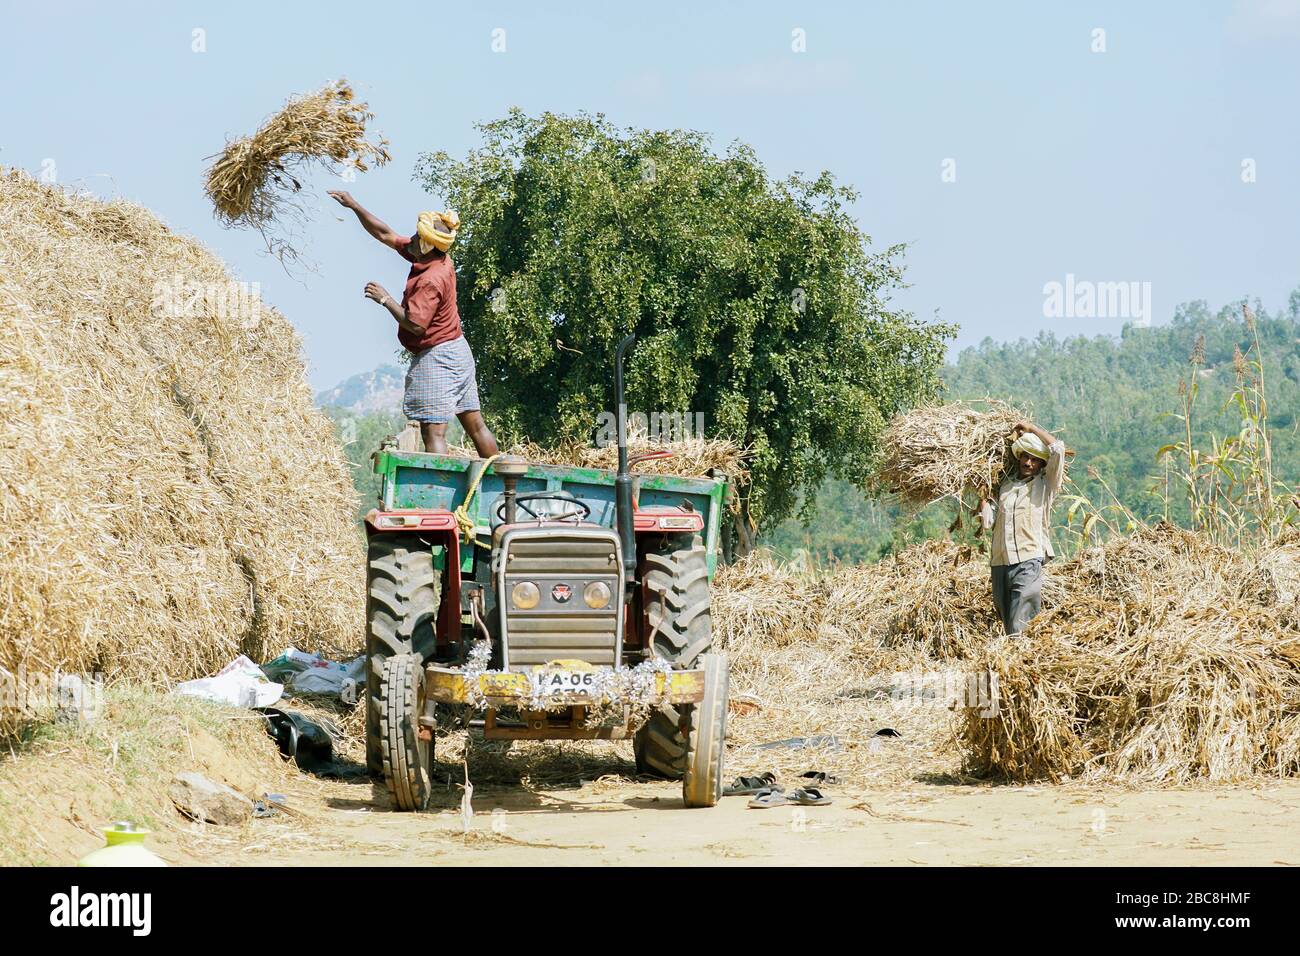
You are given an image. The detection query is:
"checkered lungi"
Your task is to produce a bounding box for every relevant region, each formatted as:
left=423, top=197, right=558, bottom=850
left=402, top=335, right=481, bottom=424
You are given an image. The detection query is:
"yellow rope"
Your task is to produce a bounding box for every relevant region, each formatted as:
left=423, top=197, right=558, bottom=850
left=454, top=453, right=502, bottom=547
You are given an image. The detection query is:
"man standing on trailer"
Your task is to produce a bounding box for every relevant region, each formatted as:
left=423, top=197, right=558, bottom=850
left=328, top=190, right=499, bottom=458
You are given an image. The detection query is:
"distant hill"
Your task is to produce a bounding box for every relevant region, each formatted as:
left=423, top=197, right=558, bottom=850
left=315, top=364, right=405, bottom=413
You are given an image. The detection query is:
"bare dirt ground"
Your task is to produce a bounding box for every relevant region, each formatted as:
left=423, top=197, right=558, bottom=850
left=194, top=768, right=1300, bottom=867
left=13, top=685, right=1298, bottom=867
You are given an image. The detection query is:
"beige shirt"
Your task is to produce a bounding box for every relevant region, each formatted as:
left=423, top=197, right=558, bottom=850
left=985, top=440, right=1066, bottom=567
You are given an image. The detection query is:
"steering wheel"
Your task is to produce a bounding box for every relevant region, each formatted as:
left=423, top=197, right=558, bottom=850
left=495, top=492, right=591, bottom=524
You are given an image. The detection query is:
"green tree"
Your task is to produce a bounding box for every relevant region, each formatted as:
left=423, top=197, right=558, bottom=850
left=415, top=110, right=953, bottom=548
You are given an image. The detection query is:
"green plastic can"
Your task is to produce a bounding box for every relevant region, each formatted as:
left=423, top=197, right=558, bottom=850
left=77, top=822, right=167, bottom=867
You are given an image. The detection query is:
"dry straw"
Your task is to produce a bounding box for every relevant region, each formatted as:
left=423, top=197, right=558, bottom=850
left=960, top=524, right=1300, bottom=784
left=518, top=433, right=750, bottom=486
left=712, top=526, right=1300, bottom=787
left=204, top=80, right=389, bottom=256
left=449, top=431, right=751, bottom=486
left=712, top=547, right=969, bottom=786
left=0, top=169, right=363, bottom=737
left=877, top=400, right=1027, bottom=508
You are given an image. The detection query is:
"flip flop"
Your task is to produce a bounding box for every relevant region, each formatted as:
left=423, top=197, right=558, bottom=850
left=747, top=787, right=788, bottom=809
left=789, top=787, right=832, bottom=806
left=723, top=772, right=778, bottom=796
left=798, top=771, right=841, bottom=786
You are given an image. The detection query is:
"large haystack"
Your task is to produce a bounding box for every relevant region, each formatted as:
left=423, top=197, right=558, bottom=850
left=960, top=524, right=1300, bottom=783
left=0, top=170, right=362, bottom=729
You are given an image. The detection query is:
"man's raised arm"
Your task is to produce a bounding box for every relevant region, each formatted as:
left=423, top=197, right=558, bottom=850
left=328, top=190, right=398, bottom=247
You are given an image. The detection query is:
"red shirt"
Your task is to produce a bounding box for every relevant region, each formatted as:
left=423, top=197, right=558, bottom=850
left=390, top=234, right=462, bottom=352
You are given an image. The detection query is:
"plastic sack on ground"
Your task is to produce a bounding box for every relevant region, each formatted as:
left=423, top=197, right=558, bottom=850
left=268, top=649, right=365, bottom=699
left=174, top=655, right=283, bottom=708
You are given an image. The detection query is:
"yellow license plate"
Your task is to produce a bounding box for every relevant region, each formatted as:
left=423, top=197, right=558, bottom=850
left=531, top=668, right=598, bottom=700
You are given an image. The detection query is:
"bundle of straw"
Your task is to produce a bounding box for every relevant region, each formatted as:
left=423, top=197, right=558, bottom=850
left=0, top=169, right=362, bottom=737
left=204, top=80, right=389, bottom=238
left=876, top=400, right=1027, bottom=507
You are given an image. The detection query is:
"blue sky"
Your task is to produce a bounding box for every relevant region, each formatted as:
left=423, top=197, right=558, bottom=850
left=5, top=1, right=1299, bottom=390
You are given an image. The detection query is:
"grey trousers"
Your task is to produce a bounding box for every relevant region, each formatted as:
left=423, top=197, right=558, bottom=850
left=991, top=559, right=1043, bottom=635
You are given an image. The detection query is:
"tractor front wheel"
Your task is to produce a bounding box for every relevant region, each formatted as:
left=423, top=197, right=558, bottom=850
left=682, top=653, right=729, bottom=808
left=380, top=653, right=432, bottom=812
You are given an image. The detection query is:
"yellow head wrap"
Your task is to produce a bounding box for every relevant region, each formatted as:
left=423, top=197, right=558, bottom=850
left=1011, top=432, right=1050, bottom=462
left=416, top=210, right=459, bottom=254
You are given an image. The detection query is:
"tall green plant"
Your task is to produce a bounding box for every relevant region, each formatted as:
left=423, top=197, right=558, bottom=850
left=1066, top=303, right=1297, bottom=550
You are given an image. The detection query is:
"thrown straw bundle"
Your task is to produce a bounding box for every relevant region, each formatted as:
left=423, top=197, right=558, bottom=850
left=0, top=169, right=363, bottom=735
left=204, top=80, right=389, bottom=239
left=876, top=400, right=1027, bottom=507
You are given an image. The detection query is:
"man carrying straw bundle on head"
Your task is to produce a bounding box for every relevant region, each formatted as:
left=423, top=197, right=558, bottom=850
left=328, top=190, right=499, bottom=458
left=975, top=421, right=1065, bottom=636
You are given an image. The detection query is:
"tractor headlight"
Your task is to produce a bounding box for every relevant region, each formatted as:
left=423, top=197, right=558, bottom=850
left=511, top=581, right=540, bottom=610
left=583, top=581, right=611, bottom=609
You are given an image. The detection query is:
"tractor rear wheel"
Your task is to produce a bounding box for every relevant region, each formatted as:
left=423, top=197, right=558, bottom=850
left=683, top=653, right=729, bottom=808
left=634, top=534, right=713, bottom=779
left=366, top=534, right=441, bottom=776
left=380, top=653, right=432, bottom=811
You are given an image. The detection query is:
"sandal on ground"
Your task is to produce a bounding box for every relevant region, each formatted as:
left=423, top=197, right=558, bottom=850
left=788, top=787, right=832, bottom=806
left=723, top=772, right=778, bottom=796
left=798, top=771, right=841, bottom=786
left=747, top=787, right=788, bottom=809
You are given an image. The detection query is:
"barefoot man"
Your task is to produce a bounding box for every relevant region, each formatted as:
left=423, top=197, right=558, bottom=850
left=328, top=190, right=499, bottom=457
left=977, top=421, right=1065, bottom=636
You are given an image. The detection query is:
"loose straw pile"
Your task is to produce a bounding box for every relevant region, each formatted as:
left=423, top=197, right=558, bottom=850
left=520, top=433, right=750, bottom=485
left=960, top=524, right=1300, bottom=783
left=449, top=431, right=751, bottom=486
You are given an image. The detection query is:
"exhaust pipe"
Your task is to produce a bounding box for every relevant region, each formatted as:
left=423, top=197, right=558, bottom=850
left=614, top=333, right=636, bottom=586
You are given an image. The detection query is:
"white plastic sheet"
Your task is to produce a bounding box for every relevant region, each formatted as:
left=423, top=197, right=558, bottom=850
left=174, top=655, right=283, bottom=708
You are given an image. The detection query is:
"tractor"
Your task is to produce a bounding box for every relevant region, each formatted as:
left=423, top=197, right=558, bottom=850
left=364, top=335, right=730, bottom=810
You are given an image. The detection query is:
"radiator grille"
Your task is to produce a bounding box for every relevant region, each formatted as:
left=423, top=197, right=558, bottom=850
left=499, top=529, right=622, bottom=670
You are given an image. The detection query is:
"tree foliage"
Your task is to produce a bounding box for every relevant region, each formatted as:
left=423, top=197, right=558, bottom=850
left=414, top=110, right=952, bottom=531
